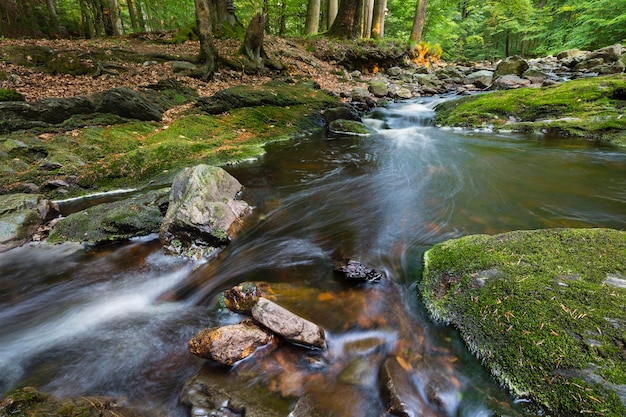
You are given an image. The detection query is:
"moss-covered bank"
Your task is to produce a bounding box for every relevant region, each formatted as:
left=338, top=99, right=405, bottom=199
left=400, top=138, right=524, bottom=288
left=0, top=83, right=336, bottom=199
left=420, top=228, right=626, bottom=416
left=435, top=74, right=626, bottom=145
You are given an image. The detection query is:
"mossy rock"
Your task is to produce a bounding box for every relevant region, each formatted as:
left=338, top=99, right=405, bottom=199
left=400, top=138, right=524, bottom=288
left=328, top=119, right=375, bottom=137
left=420, top=228, right=626, bottom=416
left=0, top=386, right=146, bottom=417
left=48, top=188, right=169, bottom=244
left=435, top=74, right=626, bottom=144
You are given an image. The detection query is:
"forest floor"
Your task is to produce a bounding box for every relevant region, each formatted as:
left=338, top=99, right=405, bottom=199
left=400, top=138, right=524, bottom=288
left=0, top=34, right=363, bottom=103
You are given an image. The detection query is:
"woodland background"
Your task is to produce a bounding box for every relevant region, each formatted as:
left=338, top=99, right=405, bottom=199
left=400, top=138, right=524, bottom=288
left=1, top=0, right=625, bottom=62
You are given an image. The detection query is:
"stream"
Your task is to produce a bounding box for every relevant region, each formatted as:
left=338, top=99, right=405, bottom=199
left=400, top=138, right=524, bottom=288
left=1, top=97, right=625, bottom=416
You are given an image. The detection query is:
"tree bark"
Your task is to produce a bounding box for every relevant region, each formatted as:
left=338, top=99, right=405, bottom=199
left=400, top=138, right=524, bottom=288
left=371, top=0, right=386, bottom=39
left=327, top=0, right=338, bottom=28
left=211, top=0, right=243, bottom=38
left=327, top=0, right=362, bottom=39
left=362, top=0, right=374, bottom=38
left=409, top=0, right=427, bottom=44
left=242, top=13, right=266, bottom=65
left=108, top=0, right=124, bottom=35
left=195, top=0, right=218, bottom=79
left=305, top=0, right=321, bottom=35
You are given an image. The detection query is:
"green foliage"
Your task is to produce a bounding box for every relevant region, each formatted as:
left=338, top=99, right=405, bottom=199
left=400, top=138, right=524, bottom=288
left=0, top=88, right=25, bottom=102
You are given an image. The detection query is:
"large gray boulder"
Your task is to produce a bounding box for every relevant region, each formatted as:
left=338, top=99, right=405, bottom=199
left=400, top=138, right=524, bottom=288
left=491, top=74, right=531, bottom=90
left=494, top=55, right=529, bottom=77
left=251, top=297, right=326, bottom=349
left=588, top=44, right=624, bottom=63
left=159, top=164, right=249, bottom=259
left=90, top=87, right=163, bottom=121
left=0, top=193, right=56, bottom=252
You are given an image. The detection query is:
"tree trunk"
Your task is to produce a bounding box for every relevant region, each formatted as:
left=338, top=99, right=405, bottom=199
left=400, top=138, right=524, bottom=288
left=305, top=0, right=321, bottom=35
left=108, top=0, right=124, bottom=35
left=409, top=0, right=427, bottom=44
left=127, top=0, right=139, bottom=30
left=326, top=0, right=361, bottom=39
left=242, top=13, right=266, bottom=66
left=134, top=0, right=147, bottom=31
left=279, top=0, right=287, bottom=36
left=46, top=0, right=61, bottom=35
left=211, top=0, right=243, bottom=38
left=195, top=0, right=218, bottom=79
left=371, top=0, right=386, bottom=39
left=327, top=0, right=338, bottom=28
left=362, top=0, right=374, bottom=38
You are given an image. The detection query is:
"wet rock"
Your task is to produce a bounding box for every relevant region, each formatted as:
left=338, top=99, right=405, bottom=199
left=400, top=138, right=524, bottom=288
left=180, top=364, right=286, bottom=417
left=41, top=179, right=70, bottom=190
left=251, top=297, right=326, bottom=349
left=0, top=96, right=94, bottom=132
left=323, top=105, right=361, bottom=124
left=188, top=319, right=279, bottom=366
left=288, top=396, right=329, bottom=417
left=328, top=119, right=375, bottom=137
left=465, top=70, right=493, bottom=89
left=223, top=281, right=272, bottom=314
left=493, top=55, right=529, bottom=77
left=575, top=57, right=604, bottom=71
left=48, top=188, right=169, bottom=244
left=379, top=356, right=432, bottom=417
left=333, top=259, right=383, bottom=283
left=491, top=74, right=531, bottom=90
left=413, top=73, right=444, bottom=90
left=0, top=386, right=147, bottom=417
left=0, top=193, right=56, bottom=252
left=368, top=79, right=388, bottom=97
left=159, top=164, right=249, bottom=259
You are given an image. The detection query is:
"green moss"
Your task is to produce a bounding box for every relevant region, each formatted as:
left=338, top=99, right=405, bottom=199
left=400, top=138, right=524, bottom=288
left=421, top=228, right=626, bottom=416
left=0, top=88, right=25, bottom=101
left=435, top=74, right=626, bottom=144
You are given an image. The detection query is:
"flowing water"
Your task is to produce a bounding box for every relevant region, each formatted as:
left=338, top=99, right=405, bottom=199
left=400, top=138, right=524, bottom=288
left=1, top=98, right=625, bottom=416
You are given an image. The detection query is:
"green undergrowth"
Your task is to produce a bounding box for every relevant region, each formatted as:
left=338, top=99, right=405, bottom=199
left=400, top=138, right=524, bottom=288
left=0, top=97, right=332, bottom=198
left=436, top=74, right=626, bottom=145
left=421, top=228, right=626, bottom=416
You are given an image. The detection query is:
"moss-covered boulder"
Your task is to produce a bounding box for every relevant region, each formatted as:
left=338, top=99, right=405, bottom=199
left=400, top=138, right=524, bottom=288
left=48, top=188, right=169, bottom=244
left=420, top=228, right=626, bottom=416
left=435, top=74, right=626, bottom=145
left=328, top=119, right=375, bottom=137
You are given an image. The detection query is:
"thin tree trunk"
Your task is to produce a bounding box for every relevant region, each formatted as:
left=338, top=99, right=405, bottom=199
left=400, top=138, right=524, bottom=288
left=109, top=0, right=124, bottom=35
left=46, top=0, right=61, bottom=35
left=134, top=0, right=147, bottom=31
left=409, top=0, right=427, bottom=44
left=279, top=0, right=287, bottom=36
left=242, top=13, right=266, bottom=65
left=127, top=0, right=139, bottom=30
left=327, top=0, right=338, bottom=28
left=195, top=0, right=218, bottom=79
left=305, top=0, right=321, bottom=35
left=362, top=0, right=374, bottom=38
left=371, top=0, right=386, bottom=39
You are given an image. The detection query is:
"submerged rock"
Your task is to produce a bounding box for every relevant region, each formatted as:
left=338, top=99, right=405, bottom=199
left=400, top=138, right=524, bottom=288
left=188, top=319, right=278, bottom=366
left=251, top=297, right=326, bottom=349
left=0, top=193, right=57, bottom=252
left=333, top=259, right=383, bottom=283
left=379, top=356, right=433, bottom=417
left=159, top=164, right=249, bottom=259
left=0, top=386, right=147, bottom=417
left=421, top=228, right=626, bottom=416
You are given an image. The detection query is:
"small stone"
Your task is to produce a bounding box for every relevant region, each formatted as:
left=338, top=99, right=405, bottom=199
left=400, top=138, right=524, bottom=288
left=251, top=297, right=325, bottom=349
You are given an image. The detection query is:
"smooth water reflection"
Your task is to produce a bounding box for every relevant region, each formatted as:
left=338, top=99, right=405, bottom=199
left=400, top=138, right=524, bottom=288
left=0, top=97, right=624, bottom=416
